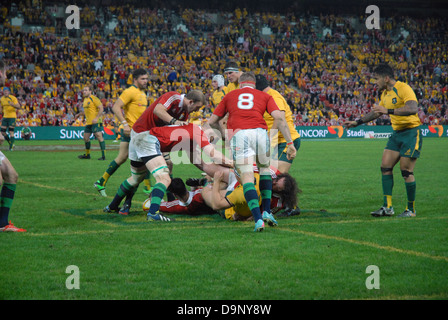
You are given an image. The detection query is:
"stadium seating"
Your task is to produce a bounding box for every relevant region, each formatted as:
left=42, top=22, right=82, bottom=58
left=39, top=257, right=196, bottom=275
left=0, top=1, right=446, bottom=128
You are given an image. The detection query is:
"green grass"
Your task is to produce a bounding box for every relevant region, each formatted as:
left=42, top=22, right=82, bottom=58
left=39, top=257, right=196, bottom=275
left=0, top=138, right=447, bottom=300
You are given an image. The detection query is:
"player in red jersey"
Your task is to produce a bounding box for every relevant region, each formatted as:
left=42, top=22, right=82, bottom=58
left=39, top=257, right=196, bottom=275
left=133, top=90, right=206, bottom=132
left=104, top=123, right=232, bottom=220
left=155, top=165, right=300, bottom=221
left=206, top=72, right=296, bottom=232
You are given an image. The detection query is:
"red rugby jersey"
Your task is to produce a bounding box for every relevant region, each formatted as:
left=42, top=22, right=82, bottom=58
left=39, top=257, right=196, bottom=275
left=213, top=87, right=279, bottom=136
left=133, top=91, right=189, bottom=133
left=149, top=123, right=210, bottom=152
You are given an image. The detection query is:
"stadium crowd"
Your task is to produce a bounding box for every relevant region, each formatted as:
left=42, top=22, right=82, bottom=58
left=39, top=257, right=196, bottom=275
left=0, top=1, right=447, bottom=129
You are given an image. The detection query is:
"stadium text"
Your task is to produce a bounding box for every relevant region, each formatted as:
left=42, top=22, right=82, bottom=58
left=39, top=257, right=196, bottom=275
left=365, top=5, right=380, bottom=30
left=365, top=265, right=380, bottom=289
left=66, top=5, right=80, bottom=30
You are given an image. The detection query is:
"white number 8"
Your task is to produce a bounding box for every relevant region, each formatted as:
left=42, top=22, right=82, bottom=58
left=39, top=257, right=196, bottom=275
left=237, top=93, right=254, bottom=110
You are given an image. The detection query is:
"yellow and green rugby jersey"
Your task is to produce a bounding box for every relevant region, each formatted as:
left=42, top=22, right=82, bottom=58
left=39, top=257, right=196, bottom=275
left=1, top=95, right=19, bottom=118
left=263, top=88, right=300, bottom=144
left=224, top=173, right=262, bottom=220
left=211, top=87, right=227, bottom=108
left=83, top=95, right=102, bottom=125
left=118, top=85, right=147, bottom=127
left=224, top=81, right=239, bottom=94
left=379, top=81, right=421, bottom=131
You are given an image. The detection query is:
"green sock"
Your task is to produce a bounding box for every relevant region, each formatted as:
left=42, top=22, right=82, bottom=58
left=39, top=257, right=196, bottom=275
left=0, top=183, right=16, bottom=227
left=85, top=141, right=91, bottom=155
left=148, top=183, right=167, bottom=215
left=99, top=160, right=120, bottom=186
left=243, top=182, right=262, bottom=221
left=382, top=174, right=393, bottom=208
left=99, top=140, right=106, bottom=157
left=405, top=181, right=416, bottom=212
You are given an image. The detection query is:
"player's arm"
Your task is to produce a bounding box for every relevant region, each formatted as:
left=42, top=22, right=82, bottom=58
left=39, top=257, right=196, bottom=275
left=202, top=144, right=233, bottom=167
left=112, top=98, right=130, bottom=135
left=344, top=110, right=382, bottom=128
left=209, top=171, right=233, bottom=210
left=372, top=100, right=418, bottom=116
left=153, top=103, right=186, bottom=125
left=204, top=114, right=224, bottom=143
left=10, top=97, right=21, bottom=109
left=271, top=109, right=296, bottom=160
left=92, top=101, right=104, bottom=124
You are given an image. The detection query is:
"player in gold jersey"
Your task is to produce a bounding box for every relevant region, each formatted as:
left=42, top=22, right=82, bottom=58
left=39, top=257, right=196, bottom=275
left=345, top=64, right=421, bottom=217
left=94, top=69, right=150, bottom=202
left=256, top=74, right=302, bottom=217
left=0, top=87, right=21, bottom=151
left=77, top=85, right=106, bottom=160
left=210, top=74, right=226, bottom=109
left=255, top=75, right=301, bottom=174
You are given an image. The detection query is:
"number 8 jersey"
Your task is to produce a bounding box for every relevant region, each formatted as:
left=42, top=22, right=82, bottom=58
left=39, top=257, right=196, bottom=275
left=213, top=86, right=280, bottom=138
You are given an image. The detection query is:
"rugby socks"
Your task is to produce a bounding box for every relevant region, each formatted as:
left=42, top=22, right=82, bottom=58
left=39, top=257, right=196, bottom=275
left=259, top=174, right=272, bottom=213
left=109, top=180, right=133, bottom=210
left=405, top=181, right=416, bottom=212
left=98, top=160, right=120, bottom=186
left=123, top=186, right=138, bottom=207
left=84, top=141, right=91, bottom=155
left=382, top=174, right=394, bottom=208
left=0, top=183, right=16, bottom=228
left=9, top=133, right=15, bottom=148
left=99, top=140, right=106, bottom=158
left=147, top=183, right=167, bottom=215
left=243, top=182, right=262, bottom=222
left=3, top=134, right=10, bottom=145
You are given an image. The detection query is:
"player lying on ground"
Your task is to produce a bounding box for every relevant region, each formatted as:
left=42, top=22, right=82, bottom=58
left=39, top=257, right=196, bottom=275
left=149, top=165, right=300, bottom=222
left=104, top=123, right=232, bottom=219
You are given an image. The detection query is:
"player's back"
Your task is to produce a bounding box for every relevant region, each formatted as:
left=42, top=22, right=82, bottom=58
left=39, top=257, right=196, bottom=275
left=217, top=87, right=276, bottom=131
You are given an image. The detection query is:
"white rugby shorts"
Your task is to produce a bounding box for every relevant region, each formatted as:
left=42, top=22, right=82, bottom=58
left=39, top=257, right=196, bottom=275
left=129, top=130, right=162, bottom=162
left=230, top=128, right=270, bottom=167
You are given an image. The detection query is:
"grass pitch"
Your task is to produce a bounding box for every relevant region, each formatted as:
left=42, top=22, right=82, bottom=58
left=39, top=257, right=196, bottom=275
left=1, top=137, right=447, bottom=300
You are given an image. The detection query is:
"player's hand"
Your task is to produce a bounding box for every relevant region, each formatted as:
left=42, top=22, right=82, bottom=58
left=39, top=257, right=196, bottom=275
left=344, top=121, right=358, bottom=129
left=221, top=158, right=233, bottom=168
left=123, top=124, right=131, bottom=137
left=372, top=104, right=387, bottom=115
left=174, top=120, right=188, bottom=126
left=286, top=145, right=296, bottom=161
left=213, top=170, right=224, bottom=182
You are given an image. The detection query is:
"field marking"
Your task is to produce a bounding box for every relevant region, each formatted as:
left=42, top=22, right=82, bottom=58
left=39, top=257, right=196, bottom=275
left=19, top=179, right=106, bottom=198
left=20, top=178, right=448, bottom=263
left=280, top=228, right=448, bottom=262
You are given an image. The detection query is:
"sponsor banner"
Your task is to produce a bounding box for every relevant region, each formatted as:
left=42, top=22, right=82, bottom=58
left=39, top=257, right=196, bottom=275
left=296, top=125, right=448, bottom=139
left=10, top=125, right=448, bottom=140
left=13, top=126, right=117, bottom=140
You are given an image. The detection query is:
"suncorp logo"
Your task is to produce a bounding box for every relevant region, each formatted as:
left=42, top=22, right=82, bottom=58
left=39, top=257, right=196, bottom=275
left=328, top=126, right=344, bottom=138
left=298, top=126, right=344, bottom=138
left=421, top=125, right=444, bottom=137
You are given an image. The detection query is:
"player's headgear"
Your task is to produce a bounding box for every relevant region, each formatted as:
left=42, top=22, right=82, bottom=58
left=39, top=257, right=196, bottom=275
left=255, top=74, right=270, bottom=91
left=224, top=61, right=240, bottom=73
left=212, top=75, right=225, bottom=87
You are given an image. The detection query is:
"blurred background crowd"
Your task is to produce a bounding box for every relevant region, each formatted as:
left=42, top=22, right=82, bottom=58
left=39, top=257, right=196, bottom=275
left=0, top=0, right=447, bottom=129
